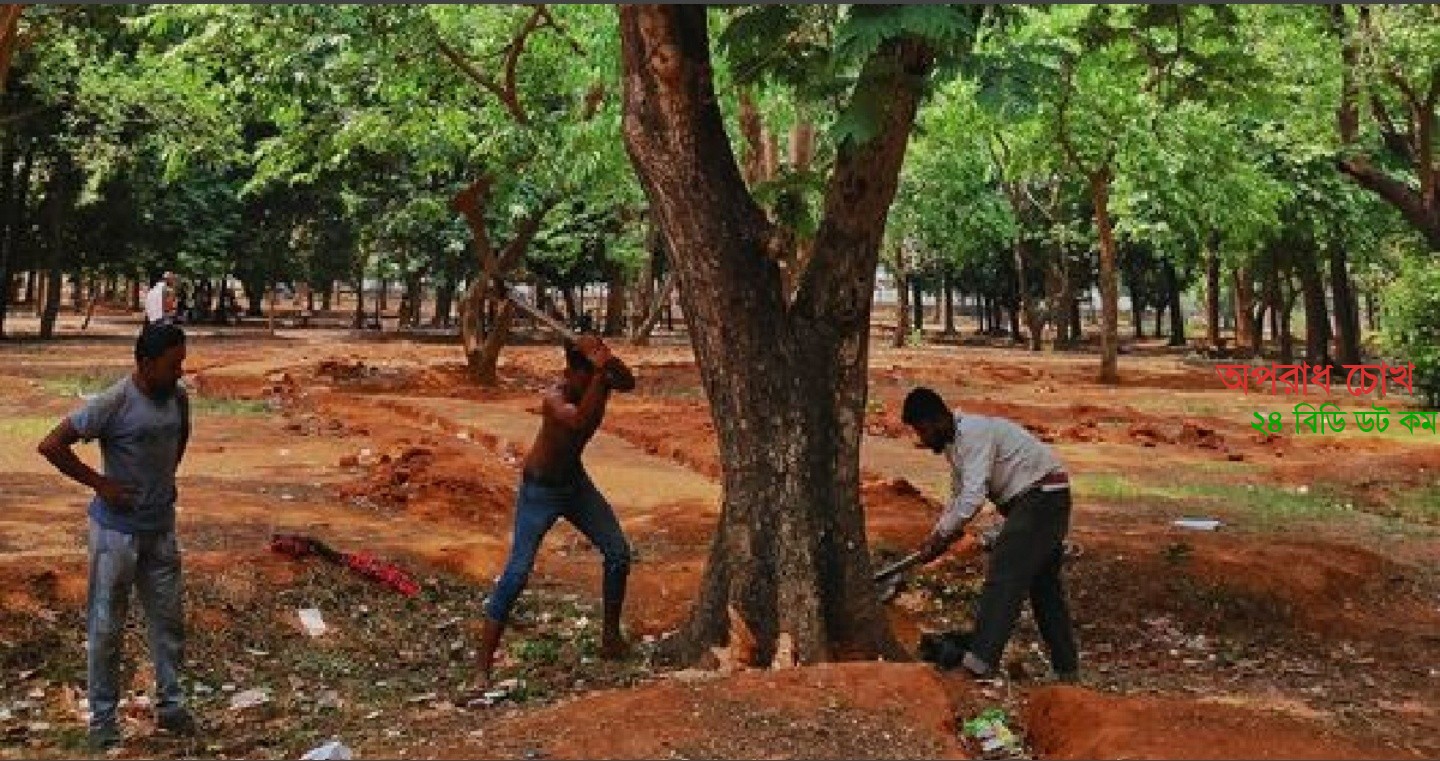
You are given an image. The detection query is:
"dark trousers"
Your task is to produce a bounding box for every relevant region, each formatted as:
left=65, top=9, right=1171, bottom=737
left=969, top=487, right=1079, bottom=674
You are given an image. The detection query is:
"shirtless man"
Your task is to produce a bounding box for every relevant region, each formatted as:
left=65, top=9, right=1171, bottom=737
left=475, top=335, right=636, bottom=688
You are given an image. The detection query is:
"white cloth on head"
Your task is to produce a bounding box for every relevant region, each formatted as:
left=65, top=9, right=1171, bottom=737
left=144, top=282, right=169, bottom=322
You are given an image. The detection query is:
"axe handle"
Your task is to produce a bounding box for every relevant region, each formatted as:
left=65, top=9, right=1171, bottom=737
left=873, top=550, right=926, bottom=582
left=502, top=288, right=580, bottom=342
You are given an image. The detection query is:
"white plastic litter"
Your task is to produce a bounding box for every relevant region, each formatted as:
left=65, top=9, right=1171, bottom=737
left=300, top=740, right=353, bottom=760
left=1173, top=518, right=1222, bottom=531
left=298, top=608, right=328, bottom=637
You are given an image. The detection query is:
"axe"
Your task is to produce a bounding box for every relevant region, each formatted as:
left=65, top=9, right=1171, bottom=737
left=493, top=283, right=581, bottom=342
left=873, top=550, right=927, bottom=604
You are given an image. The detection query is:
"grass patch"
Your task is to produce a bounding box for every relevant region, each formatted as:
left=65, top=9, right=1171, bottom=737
left=0, top=416, right=57, bottom=440
left=192, top=396, right=270, bottom=417
left=1073, top=473, right=1193, bottom=502
left=39, top=371, right=122, bottom=398
left=1384, top=484, right=1440, bottom=525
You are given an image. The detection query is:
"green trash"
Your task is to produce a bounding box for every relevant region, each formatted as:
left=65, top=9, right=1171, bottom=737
left=963, top=708, right=1021, bottom=755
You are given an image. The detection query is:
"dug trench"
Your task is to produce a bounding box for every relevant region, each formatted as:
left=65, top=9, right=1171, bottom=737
left=1, top=336, right=1436, bottom=758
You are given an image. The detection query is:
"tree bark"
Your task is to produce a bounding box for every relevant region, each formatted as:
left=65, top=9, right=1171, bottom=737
left=1295, top=250, right=1330, bottom=366
left=1330, top=5, right=1440, bottom=251
left=910, top=278, right=924, bottom=338
left=630, top=270, right=676, bottom=346
left=619, top=5, right=926, bottom=666
left=604, top=270, right=627, bottom=337
left=941, top=272, right=955, bottom=335
left=1234, top=266, right=1257, bottom=353
left=39, top=151, right=80, bottom=339
left=889, top=245, right=909, bottom=349
left=1131, top=290, right=1144, bottom=340
left=1088, top=170, right=1119, bottom=383
left=1328, top=241, right=1361, bottom=365
left=1204, top=247, right=1221, bottom=349
left=1279, top=274, right=1297, bottom=364
left=1163, top=259, right=1185, bottom=346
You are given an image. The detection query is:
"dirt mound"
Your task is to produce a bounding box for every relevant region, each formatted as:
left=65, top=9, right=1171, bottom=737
left=1074, top=533, right=1436, bottom=645
left=604, top=400, right=721, bottom=478
left=1024, top=686, right=1416, bottom=759
left=863, top=477, right=941, bottom=547
left=336, top=441, right=518, bottom=527
left=438, top=662, right=968, bottom=760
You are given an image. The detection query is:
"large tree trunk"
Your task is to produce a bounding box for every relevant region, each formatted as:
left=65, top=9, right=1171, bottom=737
left=619, top=5, right=927, bottom=666
left=1088, top=170, right=1119, bottom=383
left=1295, top=250, right=1331, bottom=366
left=1234, top=266, right=1256, bottom=353
left=1328, top=241, right=1361, bottom=365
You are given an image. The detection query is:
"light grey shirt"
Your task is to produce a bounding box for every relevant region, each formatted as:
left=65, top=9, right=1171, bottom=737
left=935, top=412, right=1064, bottom=538
left=69, top=376, right=187, bottom=534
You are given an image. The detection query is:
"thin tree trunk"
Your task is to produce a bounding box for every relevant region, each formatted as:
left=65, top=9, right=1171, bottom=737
left=433, top=277, right=457, bottom=327
left=910, top=279, right=924, bottom=338
left=1089, top=170, right=1119, bottom=383
left=1328, top=241, right=1361, bottom=365
left=1204, top=247, right=1221, bottom=348
left=1164, top=259, right=1185, bottom=346
left=605, top=270, right=627, bottom=337
left=893, top=269, right=909, bottom=348
left=352, top=274, right=366, bottom=329
left=1364, top=290, right=1376, bottom=333
left=1132, top=291, right=1144, bottom=340
left=631, top=270, right=677, bottom=346
left=1295, top=250, right=1331, bottom=366
left=1279, top=274, right=1297, bottom=364
left=942, top=273, right=955, bottom=335
left=1234, top=266, right=1256, bottom=353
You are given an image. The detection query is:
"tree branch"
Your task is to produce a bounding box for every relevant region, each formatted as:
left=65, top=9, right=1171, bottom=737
left=434, top=36, right=525, bottom=123
left=1337, top=155, right=1440, bottom=250
left=794, top=36, right=934, bottom=320
left=1369, top=94, right=1415, bottom=162
left=533, top=5, right=586, bottom=56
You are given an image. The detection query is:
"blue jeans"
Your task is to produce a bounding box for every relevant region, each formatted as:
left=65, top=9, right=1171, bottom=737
left=87, top=520, right=186, bottom=729
left=484, top=473, right=631, bottom=623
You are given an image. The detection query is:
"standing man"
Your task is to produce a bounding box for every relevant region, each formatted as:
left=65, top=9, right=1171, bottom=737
left=900, top=387, right=1079, bottom=682
left=474, top=335, right=636, bottom=689
left=36, top=324, right=196, bottom=749
left=144, top=272, right=178, bottom=326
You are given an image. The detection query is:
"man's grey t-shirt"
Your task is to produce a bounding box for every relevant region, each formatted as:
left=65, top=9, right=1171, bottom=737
left=69, top=376, right=186, bottom=534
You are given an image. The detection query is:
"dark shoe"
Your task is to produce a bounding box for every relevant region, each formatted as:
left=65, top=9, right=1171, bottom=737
left=156, top=708, right=198, bottom=737
left=88, top=723, right=122, bottom=751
